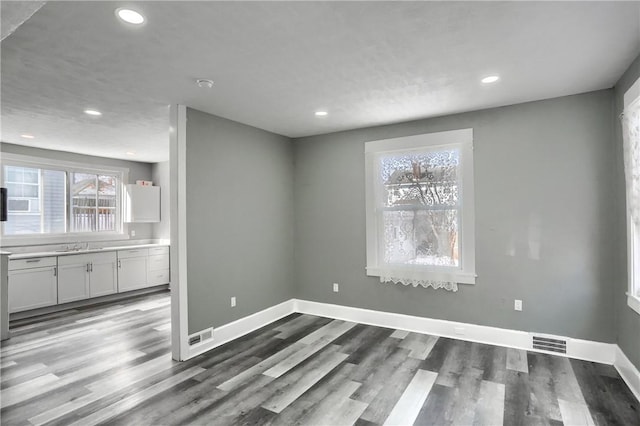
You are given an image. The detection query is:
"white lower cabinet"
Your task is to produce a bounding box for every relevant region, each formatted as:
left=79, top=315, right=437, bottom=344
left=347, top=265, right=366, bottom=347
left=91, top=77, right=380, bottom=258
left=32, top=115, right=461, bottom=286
left=8, top=257, right=58, bottom=313
left=58, top=252, right=117, bottom=303
left=57, top=262, right=89, bottom=304
left=8, top=245, right=170, bottom=314
left=90, top=254, right=118, bottom=297
left=117, top=249, right=149, bottom=292
left=148, top=246, right=170, bottom=286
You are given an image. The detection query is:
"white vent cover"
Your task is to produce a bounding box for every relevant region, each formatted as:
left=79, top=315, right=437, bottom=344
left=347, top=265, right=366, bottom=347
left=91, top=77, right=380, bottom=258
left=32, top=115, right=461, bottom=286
left=188, top=327, right=214, bottom=347
left=532, top=335, right=567, bottom=354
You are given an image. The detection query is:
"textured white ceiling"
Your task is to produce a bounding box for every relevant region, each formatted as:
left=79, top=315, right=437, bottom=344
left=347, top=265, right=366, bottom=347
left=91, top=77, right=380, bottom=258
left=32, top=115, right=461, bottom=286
left=2, top=1, right=639, bottom=163
left=0, top=1, right=45, bottom=41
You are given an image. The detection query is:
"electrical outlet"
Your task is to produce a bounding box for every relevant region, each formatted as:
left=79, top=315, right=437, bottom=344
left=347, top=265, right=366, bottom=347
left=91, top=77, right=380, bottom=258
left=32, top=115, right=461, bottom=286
left=131, top=230, right=136, bottom=237
left=333, top=283, right=339, bottom=292
left=514, top=299, right=523, bottom=311
left=231, top=297, right=236, bottom=307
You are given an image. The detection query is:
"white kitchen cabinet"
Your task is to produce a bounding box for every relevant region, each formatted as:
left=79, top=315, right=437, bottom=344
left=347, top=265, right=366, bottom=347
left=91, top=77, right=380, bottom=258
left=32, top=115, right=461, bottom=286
left=90, top=253, right=118, bottom=297
left=57, top=262, right=89, bottom=303
left=58, top=252, right=117, bottom=303
left=8, top=257, right=58, bottom=313
left=117, top=248, right=149, bottom=292
left=148, top=246, right=170, bottom=286
left=124, top=184, right=160, bottom=223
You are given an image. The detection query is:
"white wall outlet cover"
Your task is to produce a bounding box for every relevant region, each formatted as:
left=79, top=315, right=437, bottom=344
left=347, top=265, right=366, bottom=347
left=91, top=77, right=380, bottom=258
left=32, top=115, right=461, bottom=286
left=231, top=297, right=236, bottom=307
left=131, top=230, right=136, bottom=237
left=333, top=283, right=339, bottom=292
left=514, top=299, right=523, bottom=311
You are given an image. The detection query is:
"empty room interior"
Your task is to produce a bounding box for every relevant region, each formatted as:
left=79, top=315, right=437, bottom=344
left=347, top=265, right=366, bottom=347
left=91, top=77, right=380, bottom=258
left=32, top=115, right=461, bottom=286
left=1, top=1, right=640, bottom=425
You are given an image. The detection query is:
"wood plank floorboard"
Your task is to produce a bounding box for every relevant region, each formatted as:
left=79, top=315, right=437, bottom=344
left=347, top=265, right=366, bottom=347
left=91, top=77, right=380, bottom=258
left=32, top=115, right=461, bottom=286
left=1, top=291, right=638, bottom=426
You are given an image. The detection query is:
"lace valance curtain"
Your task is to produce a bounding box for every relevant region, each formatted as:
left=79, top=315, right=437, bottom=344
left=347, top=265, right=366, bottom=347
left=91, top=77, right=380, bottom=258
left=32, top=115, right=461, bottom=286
left=375, top=148, right=460, bottom=292
left=623, top=97, right=640, bottom=226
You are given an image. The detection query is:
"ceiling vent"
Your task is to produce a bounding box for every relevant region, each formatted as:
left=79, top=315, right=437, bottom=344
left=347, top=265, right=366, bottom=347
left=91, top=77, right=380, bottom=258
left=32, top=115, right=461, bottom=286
left=532, top=335, right=567, bottom=354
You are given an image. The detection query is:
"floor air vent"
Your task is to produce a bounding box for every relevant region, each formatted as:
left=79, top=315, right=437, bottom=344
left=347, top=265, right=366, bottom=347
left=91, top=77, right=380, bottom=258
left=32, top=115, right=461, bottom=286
left=188, top=327, right=214, bottom=347
left=532, top=335, right=567, bottom=354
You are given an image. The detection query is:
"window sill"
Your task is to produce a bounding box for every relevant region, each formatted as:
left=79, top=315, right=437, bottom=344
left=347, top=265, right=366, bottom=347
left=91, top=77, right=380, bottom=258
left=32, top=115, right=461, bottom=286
left=366, top=266, right=476, bottom=285
left=627, top=293, right=640, bottom=316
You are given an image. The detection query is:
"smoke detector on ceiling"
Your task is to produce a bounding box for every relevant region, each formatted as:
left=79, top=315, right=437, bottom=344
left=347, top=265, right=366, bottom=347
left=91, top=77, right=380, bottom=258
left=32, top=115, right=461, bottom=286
left=196, top=79, right=214, bottom=89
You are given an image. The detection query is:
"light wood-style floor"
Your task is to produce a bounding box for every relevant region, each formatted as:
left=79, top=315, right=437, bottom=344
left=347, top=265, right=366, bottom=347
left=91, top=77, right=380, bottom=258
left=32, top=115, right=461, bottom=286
left=1, top=291, right=638, bottom=425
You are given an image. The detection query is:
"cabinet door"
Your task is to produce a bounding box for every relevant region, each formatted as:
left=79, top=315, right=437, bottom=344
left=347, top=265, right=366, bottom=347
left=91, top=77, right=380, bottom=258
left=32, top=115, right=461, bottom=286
left=118, top=256, right=148, bottom=292
left=124, top=185, right=160, bottom=223
left=57, top=263, right=90, bottom=304
left=8, top=267, right=57, bottom=313
left=90, top=259, right=117, bottom=297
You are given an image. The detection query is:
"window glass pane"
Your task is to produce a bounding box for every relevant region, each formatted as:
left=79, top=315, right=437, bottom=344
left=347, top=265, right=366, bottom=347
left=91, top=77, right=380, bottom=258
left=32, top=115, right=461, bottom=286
left=382, top=209, right=459, bottom=267
left=42, top=169, right=66, bottom=233
left=71, top=172, right=97, bottom=232
left=381, top=149, right=459, bottom=207
left=6, top=182, right=23, bottom=197
left=23, top=170, right=39, bottom=184
left=97, top=175, right=117, bottom=231
left=378, top=148, right=460, bottom=268
left=70, top=173, right=117, bottom=232
left=3, top=167, right=65, bottom=235
left=22, top=184, right=39, bottom=198
left=6, top=168, right=20, bottom=182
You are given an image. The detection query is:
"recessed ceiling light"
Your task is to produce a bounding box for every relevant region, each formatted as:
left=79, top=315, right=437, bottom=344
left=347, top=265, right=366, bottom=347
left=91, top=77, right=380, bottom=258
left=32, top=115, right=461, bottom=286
left=20, top=134, right=35, bottom=139
left=84, top=109, right=102, bottom=116
left=126, top=151, right=136, bottom=156
left=481, top=75, right=500, bottom=84
left=315, top=111, right=328, bottom=117
left=116, top=8, right=145, bottom=25
left=196, top=79, right=214, bottom=89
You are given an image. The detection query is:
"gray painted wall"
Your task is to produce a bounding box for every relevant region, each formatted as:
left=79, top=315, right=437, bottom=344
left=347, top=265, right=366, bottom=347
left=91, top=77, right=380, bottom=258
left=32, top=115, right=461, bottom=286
left=0, top=142, right=155, bottom=240
left=185, top=108, right=294, bottom=334
left=293, top=90, right=616, bottom=343
left=614, top=52, right=640, bottom=370
left=151, top=161, right=170, bottom=241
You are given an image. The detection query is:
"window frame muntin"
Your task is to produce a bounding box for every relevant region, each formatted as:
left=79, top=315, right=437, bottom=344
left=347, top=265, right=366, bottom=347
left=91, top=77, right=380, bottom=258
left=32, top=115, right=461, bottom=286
left=365, top=128, right=476, bottom=285
left=0, top=152, right=129, bottom=245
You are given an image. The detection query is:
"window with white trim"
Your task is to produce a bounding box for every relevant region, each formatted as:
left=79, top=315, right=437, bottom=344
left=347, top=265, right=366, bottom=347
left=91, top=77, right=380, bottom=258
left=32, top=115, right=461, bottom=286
left=1, top=153, right=127, bottom=242
left=622, top=77, right=640, bottom=315
left=365, top=129, right=476, bottom=292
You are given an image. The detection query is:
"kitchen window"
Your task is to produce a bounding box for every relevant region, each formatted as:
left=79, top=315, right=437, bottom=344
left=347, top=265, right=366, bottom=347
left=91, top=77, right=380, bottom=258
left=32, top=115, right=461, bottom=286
left=365, top=129, right=476, bottom=291
left=1, top=153, right=128, bottom=243
left=622, top=76, right=640, bottom=315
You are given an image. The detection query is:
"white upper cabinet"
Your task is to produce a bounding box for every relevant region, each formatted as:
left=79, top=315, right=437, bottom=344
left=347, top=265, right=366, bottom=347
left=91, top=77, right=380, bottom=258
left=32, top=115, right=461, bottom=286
left=124, top=184, right=160, bottom=223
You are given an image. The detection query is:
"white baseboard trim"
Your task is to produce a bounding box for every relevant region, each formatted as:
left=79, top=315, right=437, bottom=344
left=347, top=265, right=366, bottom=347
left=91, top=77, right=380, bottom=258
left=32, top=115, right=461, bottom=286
left=180, top=297, right=639, bottom=403
left=293, top=299, right=617, bottom=365
left=185, top=299, right=295, bottom=359
left=614, top=346, right=640, bottom=402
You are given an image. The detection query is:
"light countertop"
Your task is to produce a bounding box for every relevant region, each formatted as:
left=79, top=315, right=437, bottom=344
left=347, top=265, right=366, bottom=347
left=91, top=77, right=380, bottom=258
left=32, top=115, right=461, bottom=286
left=8, top=244, right=168, bottom=260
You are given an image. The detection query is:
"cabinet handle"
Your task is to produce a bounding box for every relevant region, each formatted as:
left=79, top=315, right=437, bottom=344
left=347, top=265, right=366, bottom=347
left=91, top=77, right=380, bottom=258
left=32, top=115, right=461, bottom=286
left=53, top=267, right=57, bottom=277
left=26, top=259, right=41, bottom=263
left=87, top=263, right=90, bottom=273
left=118, top=260, right=121, bottom=268
left=90, top=263, right=93, bottom=272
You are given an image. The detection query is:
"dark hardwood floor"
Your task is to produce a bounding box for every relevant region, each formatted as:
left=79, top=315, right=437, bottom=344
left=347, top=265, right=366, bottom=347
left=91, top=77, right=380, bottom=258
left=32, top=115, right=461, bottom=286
left=1, top=291, right=638, bottom=425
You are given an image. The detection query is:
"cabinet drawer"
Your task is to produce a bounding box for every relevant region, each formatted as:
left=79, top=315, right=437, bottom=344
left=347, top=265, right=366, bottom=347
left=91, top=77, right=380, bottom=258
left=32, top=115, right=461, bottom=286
left=117, top=248, right=149, bottom=259
left=148, top=254, right=169, bottom=271
left=9, top=256, right=57, bottom=271
left=148, top=269, right=170, bottom=286
left=148, top=246, right=169, bottom=256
